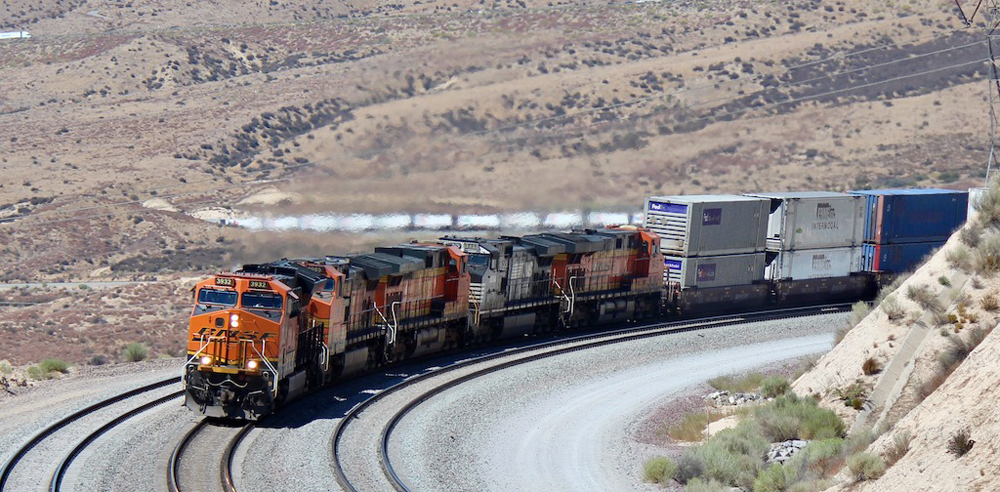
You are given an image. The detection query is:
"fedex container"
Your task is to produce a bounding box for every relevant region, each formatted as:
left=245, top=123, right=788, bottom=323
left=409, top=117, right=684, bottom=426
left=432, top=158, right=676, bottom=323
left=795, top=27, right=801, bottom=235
left=747, top=192, right=865, bottom=251
left=664, top=253, right=766, bottom=289
left=643, top=195, right=768, bottom=257
left=861, top=241, right=943, bottom=273
left=851, top=189, right=968, bottom=244
left=766, top=247, right=863, bottom=281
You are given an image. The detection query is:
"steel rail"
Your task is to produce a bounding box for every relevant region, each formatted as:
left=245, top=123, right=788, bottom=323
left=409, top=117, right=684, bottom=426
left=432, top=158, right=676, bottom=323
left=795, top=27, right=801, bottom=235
left=49, top=390, right=183, bottom=491
left=0, top=376, right=181, bottom=492
left=330, top=304, right=850, bottom=491
left=167, top=419, right=252, bottom=492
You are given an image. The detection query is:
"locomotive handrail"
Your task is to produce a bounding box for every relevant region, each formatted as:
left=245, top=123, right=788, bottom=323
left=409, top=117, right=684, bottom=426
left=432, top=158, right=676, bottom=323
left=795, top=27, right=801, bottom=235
left=250, top=340, right=281, bottom=399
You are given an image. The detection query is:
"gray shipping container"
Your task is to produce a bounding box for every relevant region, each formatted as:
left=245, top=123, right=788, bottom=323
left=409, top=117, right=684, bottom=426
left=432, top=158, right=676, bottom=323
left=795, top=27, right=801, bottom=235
left=765, top=247, right=863, bottom=281
left=664, top=253, right=766, bottom=289
left=747, top=192, right=866, bottom=251
left=643, top=195, right=768, bottom=257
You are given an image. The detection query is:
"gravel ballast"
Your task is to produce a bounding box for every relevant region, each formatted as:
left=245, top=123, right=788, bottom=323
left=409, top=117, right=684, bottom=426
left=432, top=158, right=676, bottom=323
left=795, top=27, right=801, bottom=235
left=387, top=312, right=845, bottom=491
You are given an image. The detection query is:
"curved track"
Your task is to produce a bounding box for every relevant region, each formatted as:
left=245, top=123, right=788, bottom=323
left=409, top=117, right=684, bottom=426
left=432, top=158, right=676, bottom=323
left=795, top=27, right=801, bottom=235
left=167, top=418, right=252, bottom=492
left=331, top=304, right=849, bottom=492
left=0, top=376, right=181, bottom=492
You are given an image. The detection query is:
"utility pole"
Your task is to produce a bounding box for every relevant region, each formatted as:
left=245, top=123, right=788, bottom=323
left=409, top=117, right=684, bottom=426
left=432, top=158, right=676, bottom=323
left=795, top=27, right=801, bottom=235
left=955, top=0, right=1000, bottom=185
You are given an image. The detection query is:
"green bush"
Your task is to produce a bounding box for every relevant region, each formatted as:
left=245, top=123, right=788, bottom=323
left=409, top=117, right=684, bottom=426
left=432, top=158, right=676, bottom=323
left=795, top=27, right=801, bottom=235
left=123, top=342, right=148, bottom=362
left=753, top=464, right=787, bottom=492
left=690, top=422, right=769, bottom=489
left=754, top=394, right=844, bottom=442
left=760, top=376, right=791, bottom=398
left=0, top=360, right=12, bottom=375
left=707, top=373, right=765, bottom=393
left=643, top=456, right=678, bottom=484
left=39, top=359, right=69, bottom=374
left=685, top=477, right=729, bottom=492
left=846, top=452, right=885, bottom=482
left=27, top=366, right=45, bottom=380
left=675, top=452, right=705, bottom=484
left=798, top=438, right=845, bottom=477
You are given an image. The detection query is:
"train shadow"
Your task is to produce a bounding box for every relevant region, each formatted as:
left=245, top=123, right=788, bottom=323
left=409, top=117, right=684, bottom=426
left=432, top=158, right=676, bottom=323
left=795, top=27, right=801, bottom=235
left=254, top=340, right=542, bottom=430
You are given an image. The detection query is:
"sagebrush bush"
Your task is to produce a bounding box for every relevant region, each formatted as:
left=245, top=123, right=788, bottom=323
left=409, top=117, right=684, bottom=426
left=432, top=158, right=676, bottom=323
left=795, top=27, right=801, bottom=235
left=947, top=429, right=975, bottom=457
left=846, top=452, right=885, bottom=482
left=123, top=342, right=148, bottom=362
left=684, top=477, right=728, bottom=492
left=945, top=246, right=973, bottom=272
left=847, top=301, right=871, bottom=328
left=879, top=294, right=906, bottom=321
left=884, top=431, right=912, bottom=466
left=754, top=394, right=845, bottom=442
left=760, top=376, right=790, bottom=398
left=974, top=182, right=1000, bottom=228
left=905, top=285, right=940, bottom=311
left=973, top=232, right=1000, bottom=273
left=642, top=456, right=677, bottom=483
left=800, top=438, right=845, bottom=477
left=675, top=452, right=705, bottom=484
left=960, top=225, right=982, bottom=248
left=39, top=359, right=69, bottom=374
left=0, top=360, right=12, bottom=375
left=861, top=357, right=882, bottom=376
left=685, top=422, right=768, bottom=489
left=753, top=464, right=787, bottom=492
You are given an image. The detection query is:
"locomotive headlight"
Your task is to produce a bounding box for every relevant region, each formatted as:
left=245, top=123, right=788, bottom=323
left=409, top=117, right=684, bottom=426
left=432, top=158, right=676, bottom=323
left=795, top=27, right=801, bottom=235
left=246, top=360, right=258, bottom=370
left=200, top=355, right=212, bottom=366
left=230, top=314, right=239, bottom=328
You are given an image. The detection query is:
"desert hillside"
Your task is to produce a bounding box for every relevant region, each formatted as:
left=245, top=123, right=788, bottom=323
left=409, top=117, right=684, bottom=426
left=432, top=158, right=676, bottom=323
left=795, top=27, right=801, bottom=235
left=789, top=186, right=1000, bottom=491
left=0, top=0, right=993, bottom=284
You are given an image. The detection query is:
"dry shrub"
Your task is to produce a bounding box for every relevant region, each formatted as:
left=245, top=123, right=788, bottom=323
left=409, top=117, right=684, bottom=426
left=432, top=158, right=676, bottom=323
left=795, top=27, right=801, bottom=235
left=879, top=294, right=906, bottom=321
left=946, top=246, right=973, bottom=272
left=980, top=292, right=999, bottom=311
left=974, top=182, right=1000, bottom=229
left=947, top=429, right=975, bottom=457
left=884, top=430, right=912, bottom=467
left=669, top=410, right=727, bottom=441
left=920, top=327, right=991, bottom=400
left=861, top=357, right=882, bottom=376
left=905, top=285, right=940, bottom=312
left=973, top=232, right=1000, bottom=274
left=875, top=272, right=911, bottom=305
left=960, top=225, right=982, bottom=248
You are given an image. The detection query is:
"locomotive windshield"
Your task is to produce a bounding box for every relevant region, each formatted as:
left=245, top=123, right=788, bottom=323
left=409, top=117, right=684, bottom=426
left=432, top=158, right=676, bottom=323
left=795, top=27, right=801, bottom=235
left=197, top=289, right=237, bottom=305
left=241, top=292, right=284, bottom=310
left=468, top=254, right=489, bottom=266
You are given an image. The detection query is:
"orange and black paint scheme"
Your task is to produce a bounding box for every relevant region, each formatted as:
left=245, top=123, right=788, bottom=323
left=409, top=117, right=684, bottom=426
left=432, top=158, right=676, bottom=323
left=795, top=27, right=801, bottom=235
left=184, top=232, right=661, bottom=420
left=184, top=261, right=325, bottom=420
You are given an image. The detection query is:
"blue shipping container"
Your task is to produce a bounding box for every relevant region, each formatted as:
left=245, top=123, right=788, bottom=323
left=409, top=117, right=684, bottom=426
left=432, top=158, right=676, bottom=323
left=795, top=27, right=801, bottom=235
left=851, top=189, right=968, bottom=244
left=861, top=241, right=943, bottom=273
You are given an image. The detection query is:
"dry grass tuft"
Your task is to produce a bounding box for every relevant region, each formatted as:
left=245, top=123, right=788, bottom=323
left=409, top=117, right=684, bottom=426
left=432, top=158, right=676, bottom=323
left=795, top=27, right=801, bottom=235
left=947, top=429, right=975, bottom=457
left=884, top=430, right=912, bottom=467
left=861, top=357, right=882, bottom=376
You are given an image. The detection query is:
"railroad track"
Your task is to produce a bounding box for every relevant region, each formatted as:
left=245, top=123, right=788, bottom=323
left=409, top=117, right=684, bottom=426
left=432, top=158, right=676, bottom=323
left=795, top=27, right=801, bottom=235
left=331, top=304, right=849, bottom=492
left=167, top=418, right=253, bottom=492
left=0, top=376, right=182, bottom=492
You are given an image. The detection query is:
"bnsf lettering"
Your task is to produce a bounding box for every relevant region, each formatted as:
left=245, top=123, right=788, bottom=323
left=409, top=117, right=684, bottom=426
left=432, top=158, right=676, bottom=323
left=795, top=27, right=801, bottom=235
left=192, top=327, right=274, bottom=341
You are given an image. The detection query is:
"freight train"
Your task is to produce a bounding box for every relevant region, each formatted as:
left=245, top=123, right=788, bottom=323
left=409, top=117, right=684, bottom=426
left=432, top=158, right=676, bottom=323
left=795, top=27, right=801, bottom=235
left=183, top=189, right=968, bottom=420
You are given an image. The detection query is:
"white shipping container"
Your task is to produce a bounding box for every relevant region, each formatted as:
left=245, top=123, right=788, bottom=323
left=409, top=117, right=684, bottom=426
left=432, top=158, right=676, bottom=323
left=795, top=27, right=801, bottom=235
left=766, top=247, right=863, bottom=281
left=748, top=192, right=865, bottom=251
left=643, top=195, right=768, bottom=257
left=664, top=253, right=766, bottom=289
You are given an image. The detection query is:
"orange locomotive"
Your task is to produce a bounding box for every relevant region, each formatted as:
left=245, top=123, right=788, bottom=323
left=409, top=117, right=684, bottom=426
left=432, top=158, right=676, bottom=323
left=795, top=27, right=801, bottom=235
left=185, top=229, right=663, bottom=420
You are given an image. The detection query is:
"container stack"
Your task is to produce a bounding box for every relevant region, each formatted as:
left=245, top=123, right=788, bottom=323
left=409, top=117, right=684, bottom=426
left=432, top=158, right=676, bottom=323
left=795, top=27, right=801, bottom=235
left=852, top=189, right=969, bottom=273
left=746, top=192, right=866, bottom=281
left=643, top=195, right=769, bottom=288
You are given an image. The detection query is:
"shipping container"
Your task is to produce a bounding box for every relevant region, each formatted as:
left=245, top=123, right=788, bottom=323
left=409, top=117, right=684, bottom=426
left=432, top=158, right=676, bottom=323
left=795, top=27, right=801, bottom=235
left=766, top=247, right=863, bottom=281
left=643, top=195, right=768, bottom=257
left=664, top=253, right=766, bottom=289
left=861, top=241, right=943, bottom=273
left=746, top=192, right=865, bottom=251
left=852, top=189, right=968, bottom=244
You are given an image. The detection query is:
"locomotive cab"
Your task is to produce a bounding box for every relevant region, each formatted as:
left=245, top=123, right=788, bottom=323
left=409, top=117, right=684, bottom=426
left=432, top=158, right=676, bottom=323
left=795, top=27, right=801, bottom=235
left=184, top=273, right=299, bottom=420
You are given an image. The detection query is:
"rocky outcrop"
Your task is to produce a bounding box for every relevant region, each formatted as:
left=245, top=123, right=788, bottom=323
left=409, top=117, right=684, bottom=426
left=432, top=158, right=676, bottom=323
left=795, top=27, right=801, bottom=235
left=705, top=390, right=763, bottom=407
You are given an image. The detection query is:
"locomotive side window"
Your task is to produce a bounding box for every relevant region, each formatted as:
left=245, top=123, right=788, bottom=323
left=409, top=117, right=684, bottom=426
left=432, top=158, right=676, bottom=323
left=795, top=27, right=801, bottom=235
left=198, top=289, right=237, bottom=306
